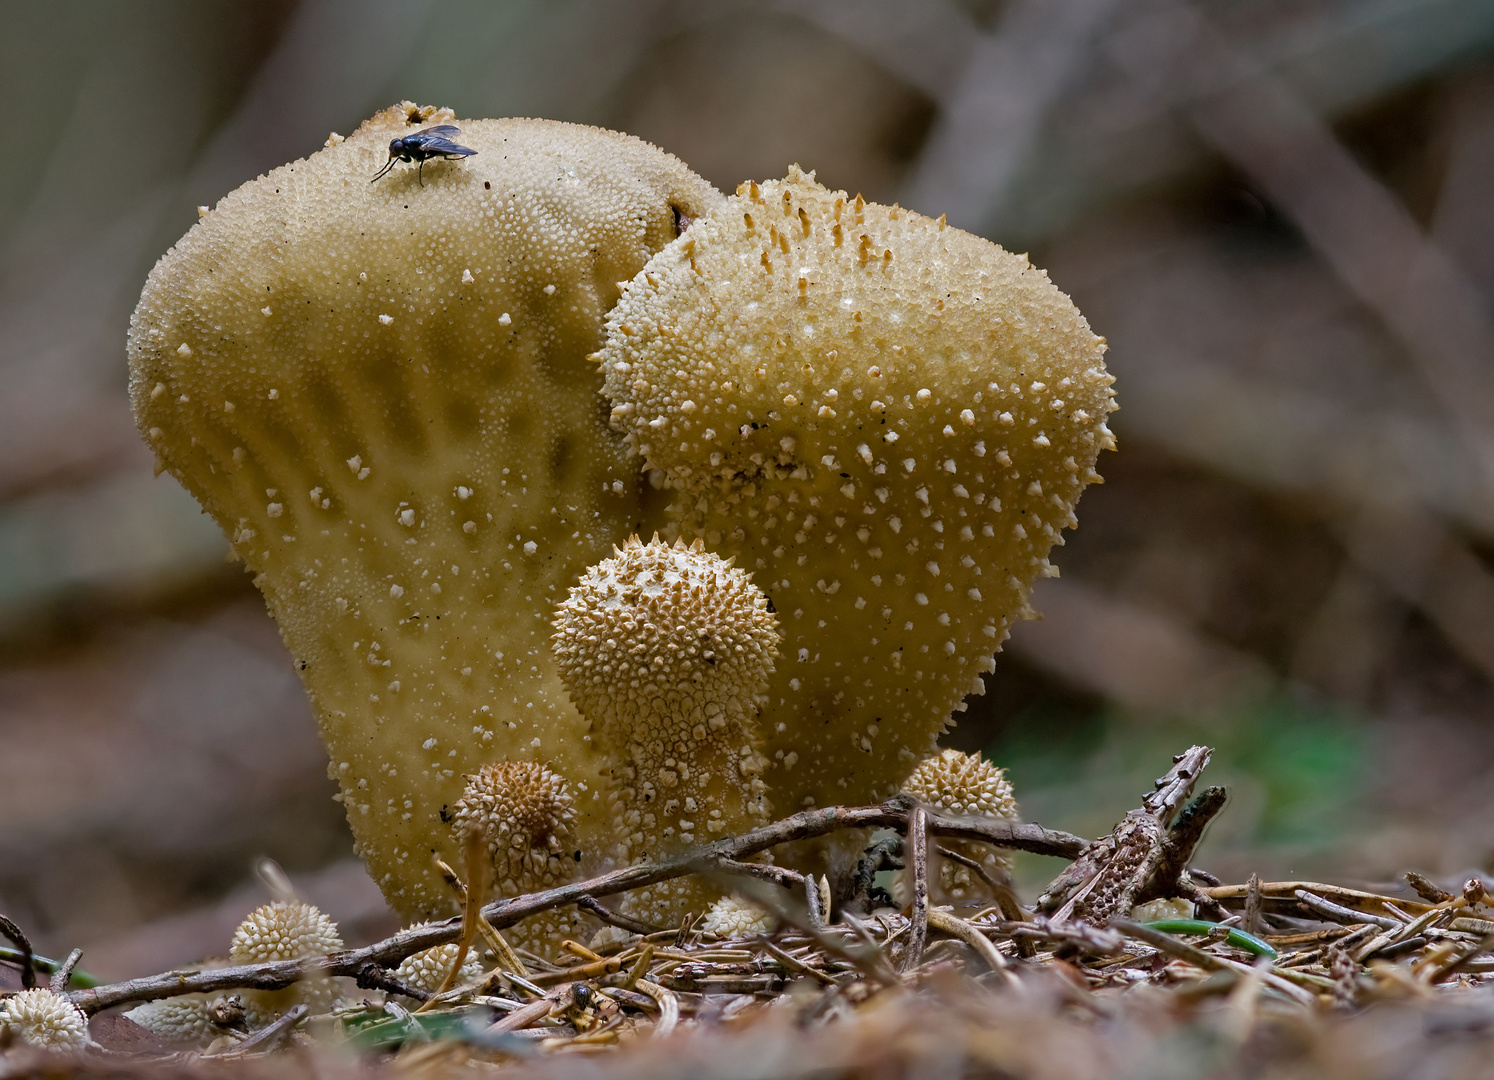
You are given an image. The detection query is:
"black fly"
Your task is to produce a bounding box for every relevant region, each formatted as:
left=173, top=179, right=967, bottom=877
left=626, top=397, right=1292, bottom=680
left=370, top=125, right=476, bottom=187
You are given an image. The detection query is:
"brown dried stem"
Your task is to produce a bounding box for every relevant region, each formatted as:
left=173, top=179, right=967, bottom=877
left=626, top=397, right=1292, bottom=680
left=65, top=801, right=1086, bottom=1014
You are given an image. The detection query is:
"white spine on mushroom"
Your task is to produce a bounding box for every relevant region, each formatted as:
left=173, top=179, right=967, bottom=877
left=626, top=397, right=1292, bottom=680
left=552, top=535, right=780, bottom=922
left=229, top=900, right=344, bottom=1027
left=0, top=989, right=90, bottom=1050
left=901, top=749, right=1018, bottom=904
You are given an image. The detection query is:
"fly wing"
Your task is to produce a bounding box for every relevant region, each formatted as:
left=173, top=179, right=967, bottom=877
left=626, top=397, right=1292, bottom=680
left=411, top=125, right=477, bottom=158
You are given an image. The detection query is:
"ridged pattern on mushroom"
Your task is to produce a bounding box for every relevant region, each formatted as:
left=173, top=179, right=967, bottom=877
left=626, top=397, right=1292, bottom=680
left=552, top=535, right=779, bottom=922
left=700, top=895, right=778, bottom=938
left=902, top=749, right=1019, bottom=904
left=0, top=989, right=90, bottom=1050
left=229, top=900, right=344, bottom=1026
left=127, top=102, right=723, bottom=924
left=599, top=167, right=1114, bottom=819
left=451, top=761, right=583, bottom=949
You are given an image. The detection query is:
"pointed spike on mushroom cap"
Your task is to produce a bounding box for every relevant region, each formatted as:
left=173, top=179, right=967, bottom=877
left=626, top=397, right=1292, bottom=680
left=127, top=104, right=723, bottom=925
left=597, top=167, right=1114, bottom=817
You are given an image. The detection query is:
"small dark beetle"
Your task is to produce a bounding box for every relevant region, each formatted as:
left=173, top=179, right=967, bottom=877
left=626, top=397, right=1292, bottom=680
left=370, top=125, right=477, bottom=186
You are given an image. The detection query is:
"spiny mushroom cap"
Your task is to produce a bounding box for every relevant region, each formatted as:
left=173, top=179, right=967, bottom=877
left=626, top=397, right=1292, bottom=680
left=902, top=749, right=1017, bottom=819
left=699, top=895, right=777, bottom=938
left=230, top=899, right=344, bottom=963
left=392, top=936, right=486, bottom=996
left=452, top=761, right=578, bottom=894
left=0, top=989, right=90, bottom=1050
left=901, top=748, right=1017, bottom=904
left=127, top=102, right=722, bottom=923
left=599, top=167, right=1114, bottom=814
left=230, top=900, right=344, bottom=1027
left=552, top=535, right=780, bottom=734
left=552, top=535, right=779, bottom=856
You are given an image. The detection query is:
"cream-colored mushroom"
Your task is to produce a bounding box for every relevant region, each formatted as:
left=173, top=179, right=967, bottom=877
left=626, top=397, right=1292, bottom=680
left=699, top=894, right=778, bottom=938
left=128, top=102, right=722, bottom=925
left=552, top=535, right=780, bottom=923
left=0, top=989, right=90, bottom=1050
left=599, top=166, right=1114, bottom=819
left=229, top=899, right=344, bottom=1026
left=391, top=933, right=486, bottom=999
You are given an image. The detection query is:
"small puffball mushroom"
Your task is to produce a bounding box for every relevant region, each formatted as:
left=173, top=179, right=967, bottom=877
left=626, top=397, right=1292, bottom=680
left=392, top=934, right=486, bottom=998
left=600, top=166, right=1115, bottom=818
left=128, top=102, right=722, bottom=923
left=452, top=761, right=582, bottom=950
left=229, top=900, right=344, bottom=1026
left=0, top=989, right=90, bottom=1050
left=901, top=749, right=1018, bottom=905
left=124, top=995, right=217, bottom=1049
left=699, top=895, right=777, bottom=938
left=552, top=535, right=779, bottom=923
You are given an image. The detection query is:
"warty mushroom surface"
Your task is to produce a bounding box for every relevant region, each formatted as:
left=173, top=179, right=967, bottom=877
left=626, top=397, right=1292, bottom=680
left=598, top=166, right=1116, bottom=823
left=127, top=103, right=722, bottom=926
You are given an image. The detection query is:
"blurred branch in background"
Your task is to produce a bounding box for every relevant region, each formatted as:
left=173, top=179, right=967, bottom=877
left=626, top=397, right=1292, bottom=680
left=3, top=0, right=1494, bottom=975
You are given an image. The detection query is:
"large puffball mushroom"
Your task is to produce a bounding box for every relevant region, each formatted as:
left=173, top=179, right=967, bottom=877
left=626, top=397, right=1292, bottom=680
left=599, top=166, right=1115, bottom=817
left=229, top=900, right=344, bottom=1027
left=451, top=760, right=581, bottom=949
left=901, top=749, right=1018, bottom=905
left=0, top=989, right=90, bottom=1051
left=552, top=535, right=779, bottom=922
left=128, top=103, right=723, bottom=922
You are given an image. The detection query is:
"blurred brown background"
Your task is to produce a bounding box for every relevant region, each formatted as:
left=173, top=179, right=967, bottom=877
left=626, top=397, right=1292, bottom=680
left=3, top=0, right=1493, bottom=983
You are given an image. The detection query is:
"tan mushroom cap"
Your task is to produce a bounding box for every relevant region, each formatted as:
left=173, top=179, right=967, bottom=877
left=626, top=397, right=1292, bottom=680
left=127, top=103, right=722, bottom=925
left=599, top=167, right=1114, bottom=816
left=552, top=535, right=779, bottom=924
left=902, top=748, right=1019, bottom=904
left=553, top=535, right=779, bottom=856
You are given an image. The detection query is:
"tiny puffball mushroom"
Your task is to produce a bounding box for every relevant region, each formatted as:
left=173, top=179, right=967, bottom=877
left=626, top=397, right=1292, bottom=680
left=452, top=761, right=582, bottom=950
left=552, top=535, right=780, bottom=924
left=699, top=895, right=778, bottom=938
left=128, top=102, right=722, bottom=923
left=599, top=166, right=1115, bottom=820
left=901, top=749, right=1018, bottom=905
left=0, top=989, right=90, bottom=1050
left=229, top=900, right=344, bottom=1026
left=392, top=934, right=486, bottom=998
left=124, top=994, right=218, bottom=1049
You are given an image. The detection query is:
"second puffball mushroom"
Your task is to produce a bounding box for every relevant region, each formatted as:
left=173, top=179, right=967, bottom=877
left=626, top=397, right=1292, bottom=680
left=552, top=535, right=780, bottom=923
